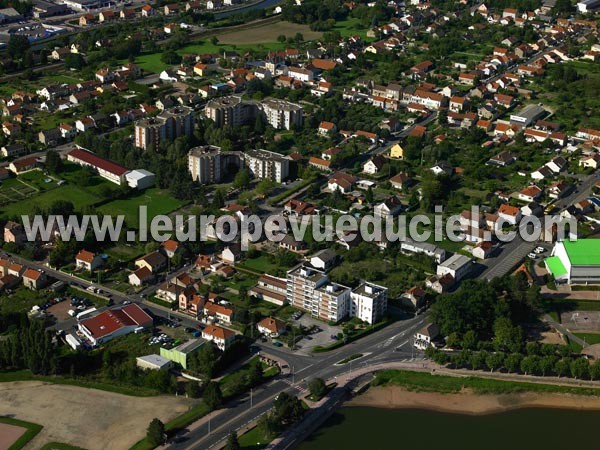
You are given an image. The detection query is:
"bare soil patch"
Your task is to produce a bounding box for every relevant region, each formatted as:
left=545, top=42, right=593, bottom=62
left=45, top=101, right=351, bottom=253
left=0, top=422, right=26, bottom=450
left=0, top=381, right=193, bottom=450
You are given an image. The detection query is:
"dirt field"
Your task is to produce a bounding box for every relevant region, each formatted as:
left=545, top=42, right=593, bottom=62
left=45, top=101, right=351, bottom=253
left=218, top=21, right=322, bottom=45
left=349, top=385, right=600, bottom=414
left=561, top=311, right=600, bottom=331
left=0, top=423, right=26, bottom=450
left=0, top=381, right=193, bottom=450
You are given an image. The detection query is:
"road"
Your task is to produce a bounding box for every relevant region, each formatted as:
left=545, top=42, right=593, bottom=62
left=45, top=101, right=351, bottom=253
left=164, top=314, right=426, bottom=450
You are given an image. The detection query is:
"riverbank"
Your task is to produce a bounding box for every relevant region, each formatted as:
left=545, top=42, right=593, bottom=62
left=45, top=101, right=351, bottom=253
left=348, top=385, right=600, bottom=414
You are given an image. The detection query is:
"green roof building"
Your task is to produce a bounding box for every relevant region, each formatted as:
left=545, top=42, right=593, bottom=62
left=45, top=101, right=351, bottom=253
left=545, top=239, right=600, bottom=284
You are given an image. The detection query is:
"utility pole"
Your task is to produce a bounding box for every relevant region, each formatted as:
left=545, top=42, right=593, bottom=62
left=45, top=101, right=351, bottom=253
left=250, top=388, right=253, bottom=408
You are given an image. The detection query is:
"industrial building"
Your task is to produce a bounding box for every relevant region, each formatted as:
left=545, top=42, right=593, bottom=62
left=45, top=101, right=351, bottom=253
left=545, top=239, right=600, bottom=284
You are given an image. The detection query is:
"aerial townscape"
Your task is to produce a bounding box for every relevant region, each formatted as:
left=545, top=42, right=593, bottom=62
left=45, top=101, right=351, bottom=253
left=3, top=0, right=600, bottom=448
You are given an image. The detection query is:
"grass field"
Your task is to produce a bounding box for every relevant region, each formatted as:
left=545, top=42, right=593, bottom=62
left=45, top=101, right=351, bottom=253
left=97, top=188, right=186, bottom=228
left=373, top=370, right=600, bottom=396
left=332, top=17, right=371, bottom=39
left=239, top=425, right=273, bottom=449
left=574, top=332, right=600, bottom=345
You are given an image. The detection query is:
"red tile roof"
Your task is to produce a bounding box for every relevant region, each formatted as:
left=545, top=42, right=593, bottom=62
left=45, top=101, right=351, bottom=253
left=68, top=147, right=128, bottom=176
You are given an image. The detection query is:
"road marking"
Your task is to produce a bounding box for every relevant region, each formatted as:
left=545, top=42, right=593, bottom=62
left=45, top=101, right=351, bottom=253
left=295, top=364, right=314, bottom=374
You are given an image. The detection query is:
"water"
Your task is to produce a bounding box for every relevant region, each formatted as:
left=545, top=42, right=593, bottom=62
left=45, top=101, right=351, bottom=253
left=297, top=406, right=600, bottom=450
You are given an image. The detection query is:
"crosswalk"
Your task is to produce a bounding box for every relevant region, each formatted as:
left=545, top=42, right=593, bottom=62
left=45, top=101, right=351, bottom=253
left=282, top=379, right=307, bottom=393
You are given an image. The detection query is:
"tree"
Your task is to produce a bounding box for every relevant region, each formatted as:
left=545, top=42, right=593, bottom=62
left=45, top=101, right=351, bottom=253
left=468, top=351, right=484, bottom=371
left=308, top=377, right=327, bottom=399
left=8, top=35, right=29, bottom=59
left=504, top=353, right=522, bottom=373
left=213, top=189, right=225, bottom=208
left=186, top=381, right=201, bottom=398
left=224, top=431, right=240, bottom=450
left=248, top=357, right=264, bottom=386
left=197, top=343, right=218, bottom=378
left=365, top=187, right=374, bottom=204
left=211, top=36, right=219, bottom=46
left=64, top=53, right=86, bottom=70
left=233, top=169, right=251, bottom=190
left=146, top=418, right=165, bottom=446
left=462, top=330, right=477, bottom=350
left=485, top=352, right=504, bottom=372
left=590, top=360, right=600, bottom=381
left=570, top=358, right=589, bottom=380
left=520, top=356, right=538, bottom=376
left=277, top=34, right=287, bottom=43
left=554, top=358, right=569, bottom=378
left=539, top=356, right=556, bottom=376
left=203, top=381, right=223, bottom=410
left=45, top=149, right=64, bottom=174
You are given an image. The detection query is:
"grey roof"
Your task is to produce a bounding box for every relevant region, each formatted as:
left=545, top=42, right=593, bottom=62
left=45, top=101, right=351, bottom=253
left=136, top=354, right=171, bottom=367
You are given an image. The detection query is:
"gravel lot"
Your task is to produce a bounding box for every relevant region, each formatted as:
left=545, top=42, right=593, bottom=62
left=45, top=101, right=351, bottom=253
left=0, top=381, right=192, bottom=450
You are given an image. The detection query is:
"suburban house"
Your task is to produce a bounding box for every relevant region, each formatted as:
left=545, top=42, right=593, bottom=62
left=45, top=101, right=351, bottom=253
left=161, top=239, right=181, bottom=258
left=4, top=221, right=25, bottom=244
left=328, top=171, right=356, bottom=193
left=204, top=302, right=234, bottom=324
left=135, top=251, right=167, bottom=273
left=414, top=322, right=440, bottom=350
left=78, top=304, right=153, bottom=346
left=22, top=268, right=47, bottom=290
left=128, top=266, right=154, bottom=287
left=75, top=250, right=103, bottom=272
left=363, top=155, right=386, bottom=174
left=390, top=172, right=410, bottom=190
left=498, top=204, right=522, bottom=225
left=401, top=286, right=426, bottom=308
left=202, top=324, right=236, bottom=350
left=257, top=317, right=286, bottom=337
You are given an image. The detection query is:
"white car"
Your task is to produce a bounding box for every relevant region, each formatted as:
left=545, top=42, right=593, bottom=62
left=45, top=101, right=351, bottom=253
left=528, top=253, right=538, bottom=259
left=534, top=247, right=545, bottom=254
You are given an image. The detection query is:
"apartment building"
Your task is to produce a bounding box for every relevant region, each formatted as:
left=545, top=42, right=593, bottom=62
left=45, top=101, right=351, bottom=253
left=204, top=95, right=252, bottom=127
left=244, top=149, right=289, bottom=182
left=188, top=145, right=244, bottom=184
left=135, top=106, right=194, bottom=150
left=261, top=98, right=303, bottom=130
left=350, top=282, right=388, bottom=325
left=286, top=264, right=350, bottom=323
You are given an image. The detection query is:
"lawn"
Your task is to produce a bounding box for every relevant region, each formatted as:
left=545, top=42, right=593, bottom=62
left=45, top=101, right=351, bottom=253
left=97, top=188, right=186, bottom=229
left=238, top=425, right=274, bottom=450
left=133, top=52, right=169, bottom=74
left=0, top=416, right=43, bottom=450
left=574, top=333, right=600, bottom=345
left=0, top=287, right=56, bottom=314
left=372, top=369, right=600, bottom=396
left=333, top=17, right=371, bottom=39
left=237, top=255, right=282, bottom=274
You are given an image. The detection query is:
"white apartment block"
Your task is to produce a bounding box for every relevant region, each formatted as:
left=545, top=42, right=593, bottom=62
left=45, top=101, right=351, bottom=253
left=244, top=149, right=289, bottom=183
left=135, top=106, right=194, bottom=150
left=286, top=264, right=350, bottom=323
left=350, top=282, right=388, bottom=325
left=261, top=99, right=303, bottom=130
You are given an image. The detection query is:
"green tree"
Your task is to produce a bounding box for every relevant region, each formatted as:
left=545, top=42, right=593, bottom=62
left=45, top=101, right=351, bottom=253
left=308, top=377, right=327, bottom=399
left=146, top=418, right=165, bottom=446
left=504, top=353, right=522, bottom=373
left=590, top=360, right=600, bottom=381
left=485, top=352, right=504, bottom=372
left=462, top=330, right=477, bottom=350
left=203, top=381, right=223, bottom=410
left=45, top=149, right=64, bottom=174
left=197, top=343, right=218, bottom=378
left=248, top=357, right=264, bottom=386
left=554, top=358, right=569, bottom=378
left=186, top=381, right=201, bottom=398
left=233, top=169, right=251, bottom=190
left=468, top=351, right=484, bottom=371
left=570, top=358, right=589, bottom=380
left=224, top=430, right=240, bottom=450
left=213, top=189, right=225, bottom=208
left=8, top=35, right=29, bottom=59
left=520, top=356, right=539, bottom=376
left=539, top=356, right=557, bottom=376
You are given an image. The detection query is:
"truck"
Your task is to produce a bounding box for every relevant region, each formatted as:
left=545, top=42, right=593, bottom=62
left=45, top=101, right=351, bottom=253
left=67, top=309, right=77, bottom=317
left=76, top=307, right=97, bottom=320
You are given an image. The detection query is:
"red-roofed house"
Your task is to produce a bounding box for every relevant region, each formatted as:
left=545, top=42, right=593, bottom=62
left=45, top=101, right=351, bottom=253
left=75, top=250, right=103, bottom=272
left=67, top=147, right=129, bottom=185
left=161, top=239, right=181, bottom=258
left=22, top=268, right=47, bottom=290
left=78, top=304, right=153, bottom=346
left=328, top=171, right=356, bottom=193
left=204, top=302, right=234, bottom=324
left=202, top=324, right=236, bottom=350
left=128, top=266, right=154, bottom=287
left=498, top=204, right=522, bottom=225
left=257, top=317, right=286, bottom=337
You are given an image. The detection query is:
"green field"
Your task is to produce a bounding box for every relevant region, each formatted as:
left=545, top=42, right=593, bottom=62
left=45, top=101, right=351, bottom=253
left=575, top=333, right=600, bottom=345
left=97, top=188, right=185, bottom=228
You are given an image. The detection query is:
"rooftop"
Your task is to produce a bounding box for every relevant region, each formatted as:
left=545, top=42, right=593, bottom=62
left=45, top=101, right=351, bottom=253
left=562, top=239, right=600, bottom=266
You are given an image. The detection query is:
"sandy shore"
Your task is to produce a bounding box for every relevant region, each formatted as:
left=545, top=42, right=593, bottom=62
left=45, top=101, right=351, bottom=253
left=347, top=386, right=600, bottom=415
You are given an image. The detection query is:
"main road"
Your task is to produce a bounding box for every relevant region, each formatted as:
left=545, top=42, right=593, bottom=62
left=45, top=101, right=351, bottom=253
left=163, top=314, right=426, bottom=450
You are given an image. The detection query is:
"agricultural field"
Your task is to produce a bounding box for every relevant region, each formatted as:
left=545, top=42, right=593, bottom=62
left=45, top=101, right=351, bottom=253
left=218, top=21, right=322, bottom=45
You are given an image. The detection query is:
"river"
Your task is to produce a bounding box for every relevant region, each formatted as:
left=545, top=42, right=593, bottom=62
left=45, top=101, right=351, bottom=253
left=297, top=406, right=600, bottom=450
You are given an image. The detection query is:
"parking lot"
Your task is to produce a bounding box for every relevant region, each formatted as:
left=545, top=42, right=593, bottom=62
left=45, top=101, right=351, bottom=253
left=292, top=313, right=341, bottom=354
